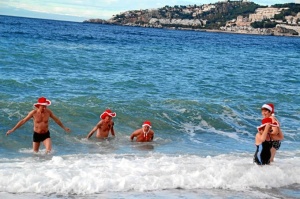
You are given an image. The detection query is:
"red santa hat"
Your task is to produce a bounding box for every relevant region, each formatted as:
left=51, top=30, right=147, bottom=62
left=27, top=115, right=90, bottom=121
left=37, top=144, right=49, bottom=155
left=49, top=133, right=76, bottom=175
left=142, top=121, right=152, bottom=128
left=257, top=118, right=278, bottom=131
left=100, top=109, right=116, bottom=120
left=261, top=103, right=275, bottom=114
left=34, top=97, right=51, bottom=108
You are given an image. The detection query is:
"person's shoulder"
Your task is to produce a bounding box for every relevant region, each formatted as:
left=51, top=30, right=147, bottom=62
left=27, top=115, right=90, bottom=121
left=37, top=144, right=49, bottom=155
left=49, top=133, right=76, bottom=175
left=270, top=116, right=280, bottom=125
left=30, top=109, right=37, bottom=113
left=134, top=128, right=143, bottom=134
left=29, top=109, right=37, bottom=115
left=98, top=120, right=103, bottom=126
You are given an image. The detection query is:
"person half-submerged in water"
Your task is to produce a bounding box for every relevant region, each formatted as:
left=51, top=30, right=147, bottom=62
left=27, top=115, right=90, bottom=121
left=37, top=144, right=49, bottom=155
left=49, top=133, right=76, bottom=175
left=254, top=118, right=282, bottom=165
left=6, top=97, right=71, bottom=153
left=130, top=121, right=154, bottom=142
left=261, top=103, right=284, bottom=162
left=86, top=109, right=116, bottom=139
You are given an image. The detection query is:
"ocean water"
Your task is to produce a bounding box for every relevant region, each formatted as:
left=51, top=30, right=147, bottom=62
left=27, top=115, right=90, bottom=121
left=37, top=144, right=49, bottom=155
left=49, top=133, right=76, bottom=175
left=0, top=15, right=300, bottom=198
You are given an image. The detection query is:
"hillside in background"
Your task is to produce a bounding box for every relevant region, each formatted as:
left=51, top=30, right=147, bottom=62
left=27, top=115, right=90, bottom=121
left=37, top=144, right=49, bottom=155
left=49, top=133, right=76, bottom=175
left=84, top=1, right=300, bottom=36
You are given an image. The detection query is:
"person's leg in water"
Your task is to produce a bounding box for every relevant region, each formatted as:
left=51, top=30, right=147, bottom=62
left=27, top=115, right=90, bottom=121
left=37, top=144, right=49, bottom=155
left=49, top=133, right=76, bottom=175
left=33, top=142, right=40, bottom=153
left=43, top=138, right=52, bottom=154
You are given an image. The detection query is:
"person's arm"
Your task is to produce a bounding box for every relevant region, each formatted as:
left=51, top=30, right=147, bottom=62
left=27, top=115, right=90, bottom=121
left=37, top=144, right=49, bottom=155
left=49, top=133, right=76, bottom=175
left=130, top=129, right=140, bottom=141
left=255, top=124, right=271, bottom=145
left=110, top=122, right=115, bottom=137
left=270, top=126, right=279, bottom=136
left=6, top=111, right=34, bottom=136
left=86, top=122, right=100, bottom=139
left=151, top=131, right=154, bottom=141
left=271, top=128, right=284, bottom=141
left=49, top=110, right=70, bottom=132
left=270, top=116, right=279, bottom=135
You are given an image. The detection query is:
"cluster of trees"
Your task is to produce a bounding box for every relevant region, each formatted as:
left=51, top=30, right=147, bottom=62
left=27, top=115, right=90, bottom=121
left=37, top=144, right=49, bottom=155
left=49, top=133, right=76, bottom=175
left=202, top=2, right=261, bottom=28
left=273, top=3, right=300, bottom=20
left=251, top=20, right=278, bottom=28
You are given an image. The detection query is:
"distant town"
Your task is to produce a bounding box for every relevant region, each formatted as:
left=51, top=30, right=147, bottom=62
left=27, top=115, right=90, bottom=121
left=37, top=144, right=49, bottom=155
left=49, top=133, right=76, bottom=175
left=84, top=1, right=300, bottom=36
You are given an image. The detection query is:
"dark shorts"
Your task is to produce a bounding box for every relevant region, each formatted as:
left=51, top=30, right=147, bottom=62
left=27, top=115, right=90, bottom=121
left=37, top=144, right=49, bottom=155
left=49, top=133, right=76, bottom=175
left=272, top=140, right=281, bottom=150
left=33, top=131, right=50, bottom=142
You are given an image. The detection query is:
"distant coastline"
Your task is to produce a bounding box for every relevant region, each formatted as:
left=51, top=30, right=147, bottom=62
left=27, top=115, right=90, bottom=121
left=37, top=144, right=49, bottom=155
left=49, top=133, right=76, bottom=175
left=84, top=1, right=300, bottom=37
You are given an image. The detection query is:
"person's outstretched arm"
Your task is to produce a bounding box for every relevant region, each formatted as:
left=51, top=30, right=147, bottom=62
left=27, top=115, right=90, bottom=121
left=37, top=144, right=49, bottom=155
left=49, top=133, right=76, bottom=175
left=6, top=111, right=34, bottom=136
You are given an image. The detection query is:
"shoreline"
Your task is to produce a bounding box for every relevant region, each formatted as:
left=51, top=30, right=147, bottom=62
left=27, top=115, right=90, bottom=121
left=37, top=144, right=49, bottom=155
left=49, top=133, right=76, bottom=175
left=84, top=21, right=300, bottom=37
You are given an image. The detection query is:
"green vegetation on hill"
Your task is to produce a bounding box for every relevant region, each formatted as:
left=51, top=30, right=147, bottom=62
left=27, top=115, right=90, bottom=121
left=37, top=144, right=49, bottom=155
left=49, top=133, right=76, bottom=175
left=273, top=3, right=300, bottom=20
left=112, top=1, right=262, bottom=29
left=112, top=1, right=263, bottom=29
left=251, top=19, right=278, bottom=29
left=199, top=2, right=261, bottom=29
left=87, top=1, right=300, bottom=33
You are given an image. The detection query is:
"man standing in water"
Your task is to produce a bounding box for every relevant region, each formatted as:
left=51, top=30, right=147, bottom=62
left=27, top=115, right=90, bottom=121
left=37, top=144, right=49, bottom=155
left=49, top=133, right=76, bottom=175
left=6, top=97, right=70, bottom=153
left=130, top=121, right=154, bottom=142
left=86, top=109, right=116, bottom=139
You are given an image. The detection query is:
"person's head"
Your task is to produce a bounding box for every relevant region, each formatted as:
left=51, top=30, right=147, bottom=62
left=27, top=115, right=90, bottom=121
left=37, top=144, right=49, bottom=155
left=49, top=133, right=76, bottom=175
left=261, top=103, right=274, bottom=118
left=100, top=109, right=116, bottom=122
left=142, top=121, right=152, bottom=132
left=34, top=97, right=51, bottom=113
left=37, top=105, right=47, bottom=112
left=103, top=115, right=112, bottom=122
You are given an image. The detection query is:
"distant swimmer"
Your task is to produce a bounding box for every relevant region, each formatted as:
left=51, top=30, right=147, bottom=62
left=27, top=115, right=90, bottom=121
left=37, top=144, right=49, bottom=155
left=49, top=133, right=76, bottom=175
left=86, top=109, right=116, bottom=139
left=261, top=103, right=284, bottom=162
left=6, top=97, right=71, bottom=153
left=130, top=121, right=154, bottom=142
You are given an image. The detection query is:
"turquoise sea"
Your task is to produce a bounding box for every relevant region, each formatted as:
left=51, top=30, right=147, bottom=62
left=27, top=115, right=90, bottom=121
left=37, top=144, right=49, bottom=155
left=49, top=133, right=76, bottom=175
left=0, top=15, right=300, bottom=198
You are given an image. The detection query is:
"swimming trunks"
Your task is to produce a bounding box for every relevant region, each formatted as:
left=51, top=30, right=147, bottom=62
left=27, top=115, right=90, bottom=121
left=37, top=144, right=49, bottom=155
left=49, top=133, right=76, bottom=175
left=254, top=140, right=272, bottom=165
left=271, top=140, right=281, bottom=150
left=33, top=131, right=50, bottom=142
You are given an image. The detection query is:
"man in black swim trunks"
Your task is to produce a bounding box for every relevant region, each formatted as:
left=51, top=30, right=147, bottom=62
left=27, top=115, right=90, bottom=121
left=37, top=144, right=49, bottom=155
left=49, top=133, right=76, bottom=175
left=6, top=97, right=70, bottom=153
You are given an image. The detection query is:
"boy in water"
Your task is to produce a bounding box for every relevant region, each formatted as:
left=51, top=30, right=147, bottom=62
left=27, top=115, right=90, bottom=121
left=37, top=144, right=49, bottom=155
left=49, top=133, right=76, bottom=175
left=6, top=97, right=71, bottom=153
left=86, top=109, right=116, bottom=139
left=130, top=121, right=154, bottom=142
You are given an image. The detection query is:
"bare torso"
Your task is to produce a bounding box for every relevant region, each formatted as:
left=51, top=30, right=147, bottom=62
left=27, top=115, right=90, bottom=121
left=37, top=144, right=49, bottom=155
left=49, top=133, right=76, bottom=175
left=96, top=120, right=114, bottom=138
left=32, top=109, right=51, bottom=133
left=135, top=129, right=154, bottom=142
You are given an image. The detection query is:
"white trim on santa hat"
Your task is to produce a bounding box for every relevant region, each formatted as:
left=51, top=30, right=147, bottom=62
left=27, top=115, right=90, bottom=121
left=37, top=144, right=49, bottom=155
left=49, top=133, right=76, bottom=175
left=262, top=104, right=272, bottom=112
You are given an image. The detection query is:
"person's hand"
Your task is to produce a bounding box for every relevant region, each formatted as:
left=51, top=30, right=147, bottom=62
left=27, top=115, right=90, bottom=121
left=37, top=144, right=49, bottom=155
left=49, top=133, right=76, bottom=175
left=64, top=127, right=71, bottom=133
left=6, top=129, right=13, bottom=136
left=265, top=123, right=271, bottom=128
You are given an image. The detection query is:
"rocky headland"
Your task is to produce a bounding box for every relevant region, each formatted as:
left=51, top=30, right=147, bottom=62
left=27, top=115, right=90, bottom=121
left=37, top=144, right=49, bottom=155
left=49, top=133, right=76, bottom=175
left=84, top=1, right=300, bottom=36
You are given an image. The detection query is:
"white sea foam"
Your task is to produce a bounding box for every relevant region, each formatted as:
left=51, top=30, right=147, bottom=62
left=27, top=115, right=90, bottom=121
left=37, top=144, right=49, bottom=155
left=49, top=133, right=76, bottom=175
left=181, top=121, right=241, bottom=141
left=0, top=153, right=299, bottom=195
